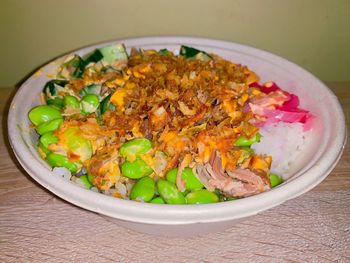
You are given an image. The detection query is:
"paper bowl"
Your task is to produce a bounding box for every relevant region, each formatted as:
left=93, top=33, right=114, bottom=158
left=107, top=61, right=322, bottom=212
left=8, top=37, right=347, bottom=236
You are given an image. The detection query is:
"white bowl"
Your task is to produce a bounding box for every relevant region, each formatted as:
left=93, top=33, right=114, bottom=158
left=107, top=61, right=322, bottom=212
left=8, top=36, right=347, bottom=236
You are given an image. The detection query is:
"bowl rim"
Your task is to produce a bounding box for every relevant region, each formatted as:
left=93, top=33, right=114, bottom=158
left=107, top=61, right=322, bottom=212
left=7, top=36, right=347, bottom=225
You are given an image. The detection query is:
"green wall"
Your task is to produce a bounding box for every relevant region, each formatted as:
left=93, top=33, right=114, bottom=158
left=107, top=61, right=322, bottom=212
left=1, top=0, right=349, bottom=87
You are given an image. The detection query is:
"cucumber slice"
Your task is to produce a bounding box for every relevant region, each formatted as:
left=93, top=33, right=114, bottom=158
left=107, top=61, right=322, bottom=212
left=159, top=48, right=170, bottom=56
left=43, top=79, right=69, bottom=99
left=46, top=97, right=64, bottom=110
left=58, top=54, right=85, bottom=79
left=98, top=94, right=115, bottom=115
left=180, top=45, right=212, bottom=61
left=84, top=49, right=104, bottom=65
left=98, top=44, right=128, bottom=65
left=79, top=84, right=102, bottom=97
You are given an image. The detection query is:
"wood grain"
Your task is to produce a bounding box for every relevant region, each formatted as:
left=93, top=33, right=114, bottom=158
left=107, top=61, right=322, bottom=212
left=1, top=83, right=349, bottom=263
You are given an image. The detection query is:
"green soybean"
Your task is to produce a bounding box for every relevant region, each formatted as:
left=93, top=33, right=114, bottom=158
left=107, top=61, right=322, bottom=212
left=121, top=158, right=153, bottom=179
left=150, top=197, right=165, bottom=204
left=63, top=127, right=92, bottom=162
left=46, top=152, right=78, bottom=173
left=39, top=132, right=58, bottom=149
left=130, top=176, right=155, bottom=202
left=79, top=174, right=93, bottom=189
left=87, top=174, right=94, bottom=185
left=64, top=95, right=80, bottom=108
left=234, top=133, right=261, bottom=147
left=28, top=105, right=62, bottom=126
left=119, top=138, right=152, bottom=161
left=166, top=167, right=203, bottom=191
left=157, top=180, right=186, bottom=204
left=269, top=173, right=284, bottom=187
left=166, top=168, right=177, bottom=183
left=185, top=189, right=219, bottom=204
left=80, top=94, right=100, bottom=114
left=36, top=118, right=63, bottom=135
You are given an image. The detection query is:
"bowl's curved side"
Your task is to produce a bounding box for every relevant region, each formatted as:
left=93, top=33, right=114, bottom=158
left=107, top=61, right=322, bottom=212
left=7, top=36, right=347, bottom=226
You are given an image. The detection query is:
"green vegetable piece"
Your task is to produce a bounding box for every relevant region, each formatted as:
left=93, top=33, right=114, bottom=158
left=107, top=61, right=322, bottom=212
left=166, top=167, right=203, bottom=191
left=80, top=94, right=100, bottom=114
left=159, top=49, right=170, bottom=56
left=150, top=197, right=165, bottom=204
left=98, top=94, right=116, bottom=115
left=185, top=189, right=219, bottom=204
left=234, top=133, right=262, bottom=147
left=43, top=79, right=68, bottom=99
left=79, top=175, right=93, bottom=189
left=157, top=180, right=186, bottom=204
left=180, top=45, right=212, bottom=61
left=121, top=159, right=153, bottom=179
left=84, top=49, right=104, bottom=65
left=180, top=45, right=202, bottom=58
left=46, top=152, right=78, bottom=173
left=39, top=132, right=59, bottom=149
left=36, top=118, right=63, bottom=135
left=59, top=54, right=85, bottom=79
left=79, top=84, right=102, bottom=97
left=28, top=105, right=62, bottom=126
left=98, top=44, right=128, bottom=65
left=269, top=173, right=284, bottom=188
left=119, top=138, right=152, bottom=161
left=46, top=97, right=64, bottom=110
left=64, top=95, right=80, bottom=108
left=87, top=174, right=94, bottom=184
left=130, top=176, right=156, bottom=202
left=63, top=127, right=92, bottom=162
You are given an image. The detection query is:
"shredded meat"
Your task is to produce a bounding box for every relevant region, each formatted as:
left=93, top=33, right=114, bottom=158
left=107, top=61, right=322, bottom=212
left=196, top=151, right=271, bottom=198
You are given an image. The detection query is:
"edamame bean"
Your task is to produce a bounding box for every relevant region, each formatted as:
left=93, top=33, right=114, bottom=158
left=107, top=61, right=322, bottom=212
left=119, top=138, right=152, bottom=161
left=46, top=152, right=78, bottom=173
left=87, top=174, right=94, bottom=185
left=121, top=158, right=153, bottom=179
left=166, top=167, right=203, bottom=191
left=63, top=127, right=92, bottom=162
left=79, top=174, right=93, bottom=189
left=150, top=197, right=165, bottom=204
left=130, top=176, right=155, bottom=202
left=28, top=105, right=62, bottom=126
left=234, top=133, right=261, bottom=147
left=166, top=168, right=177, bottom=183
left=64, top=95, right=80, bottom=108
left=157, top=180, right=186, bottom=204
left=269, top=173, right=283, bottom=187
left=39, top=132, right=58, bottom=149
left=36, top=118, right=63, bottom=135
left=185, top=189, right=219, bottom=204
left=80, top=94, right=100, bottom=114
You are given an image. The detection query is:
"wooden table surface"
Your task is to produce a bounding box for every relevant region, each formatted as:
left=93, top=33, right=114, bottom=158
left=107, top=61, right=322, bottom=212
left=1, top=83, right=349, bottom=263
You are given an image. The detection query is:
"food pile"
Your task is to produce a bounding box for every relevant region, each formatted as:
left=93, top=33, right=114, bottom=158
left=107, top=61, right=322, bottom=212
left=28, top=44, right=311, bottom=204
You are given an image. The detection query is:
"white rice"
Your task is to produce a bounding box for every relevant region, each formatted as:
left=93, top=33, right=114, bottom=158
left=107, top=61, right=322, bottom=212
left=52, top=167, right=72, bottom=181
left=252, top=122, right=311, bottom=179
